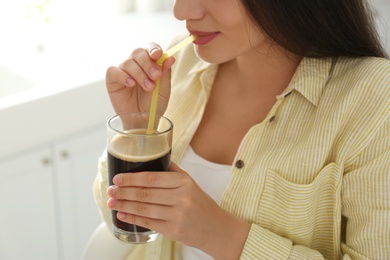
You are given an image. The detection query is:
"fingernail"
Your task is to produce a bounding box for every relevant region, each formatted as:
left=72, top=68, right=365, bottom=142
left=150, top=48, right=159, bottom=55
left=144, top=78, right=155, bottom=90
left=113, top=175, right=122, bottom=185
left=126, top=77, right=135, bottom=86
left=107, top=186, right=116, bottom=197
left=107, top=198, right=117, bottom=208
left=117, top=212, right=126, bottom=220
left=150, top=67, right=160, bottom=79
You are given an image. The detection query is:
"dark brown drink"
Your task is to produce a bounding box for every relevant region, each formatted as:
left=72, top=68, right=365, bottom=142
left=107, top=151, right=171, bottom=232
left=107, top=132, right=171, bottom=234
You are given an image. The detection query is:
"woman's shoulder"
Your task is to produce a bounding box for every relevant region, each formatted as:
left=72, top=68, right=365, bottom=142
left=334, top=56, right=390, bottom=85
left=329, top=57, right=390, bottom=102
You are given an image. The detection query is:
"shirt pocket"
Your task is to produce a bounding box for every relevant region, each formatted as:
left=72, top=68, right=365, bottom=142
left=257, top=163, right=343, bottom=259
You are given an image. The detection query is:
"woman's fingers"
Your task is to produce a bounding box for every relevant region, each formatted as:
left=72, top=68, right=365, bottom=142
left=119, top=51, right=160, bottom=91
left=107, top=186, right=176, bottom=206
left=112, top=170, right=188, bottom=189
left=116, top=210, right=172, bottom=236
left=106, top=66, right=135, bottom=90
left=107, top=43, right=165, bottom=92
left=107, top=188, right=191, bottom=236
left=108, top=198, right=170, bottom=220
left=119, top=59, right=155, bottom=91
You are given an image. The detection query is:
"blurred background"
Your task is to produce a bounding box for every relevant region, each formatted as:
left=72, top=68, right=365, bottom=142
left=0, top=1, right=183, bottom=259
left=0, top=0, right=388, bottom=259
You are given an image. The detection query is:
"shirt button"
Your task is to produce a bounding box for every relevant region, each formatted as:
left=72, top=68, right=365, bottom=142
left=269, top=115, right=276, bottom=123
left=235, top=160, right=244, bottom=169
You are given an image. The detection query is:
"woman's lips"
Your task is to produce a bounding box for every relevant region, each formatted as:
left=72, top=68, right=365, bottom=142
left=190, top=31, right=220, bottom=45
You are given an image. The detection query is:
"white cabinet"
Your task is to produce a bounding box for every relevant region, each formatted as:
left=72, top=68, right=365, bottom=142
left=53, top=126, right=106, bottom=260
left=0, top=146, right=59, bottom=260
left=0, top=125, right=107, bottom=260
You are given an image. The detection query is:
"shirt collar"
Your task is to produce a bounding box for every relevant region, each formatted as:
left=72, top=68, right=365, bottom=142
left=186, top=54, right=335, bottom=107
left=188, top=58, right=214, bottom=75
left=287, top=57, right=335, bottom=106
left=187, top=58, right=218, bottom=97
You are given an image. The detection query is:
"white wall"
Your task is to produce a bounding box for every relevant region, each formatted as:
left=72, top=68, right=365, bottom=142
left=372, top=0, right=390, bottom=54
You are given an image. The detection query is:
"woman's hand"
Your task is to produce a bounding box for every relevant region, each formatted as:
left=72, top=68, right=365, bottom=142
left=105, top=42, right=175, bottom=116
left=106, top=162, right=251, bottom=259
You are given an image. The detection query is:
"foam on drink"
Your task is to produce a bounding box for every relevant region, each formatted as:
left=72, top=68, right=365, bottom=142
left=108, top=129, right=170, bottom=162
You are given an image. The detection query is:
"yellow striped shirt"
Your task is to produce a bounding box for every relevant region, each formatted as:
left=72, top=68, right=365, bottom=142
left=94, top=40, right=390, bottom=259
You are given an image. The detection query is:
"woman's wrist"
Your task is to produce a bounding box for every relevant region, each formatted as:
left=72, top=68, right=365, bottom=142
left=200, top=208, right=251, bottom=260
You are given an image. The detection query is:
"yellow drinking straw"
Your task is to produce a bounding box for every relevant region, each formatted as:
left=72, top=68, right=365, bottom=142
left=147, top=35, right=197, bottom=134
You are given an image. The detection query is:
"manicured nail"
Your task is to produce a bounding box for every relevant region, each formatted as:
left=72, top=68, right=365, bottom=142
left=113, top=175, right=122, bottom=185
left=150, top=48, right=159, bottom=55
left=117, top=212, right=126, bottom=220
left=126, top=77, right=135, bottom=86
left=150, top=67, right=160, bottom=79
left=144, top=78, right=155, bottom=89
left=107, top=186, right=116, bottom=197
left=107, top=198, right=117, bottom=208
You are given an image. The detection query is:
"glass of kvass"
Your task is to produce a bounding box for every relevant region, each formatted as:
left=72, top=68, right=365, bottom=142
left=107, top=112, right=173, bottom=243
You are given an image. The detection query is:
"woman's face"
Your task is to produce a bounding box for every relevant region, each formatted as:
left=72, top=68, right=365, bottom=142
left=173, top=0, right=269, bottom=63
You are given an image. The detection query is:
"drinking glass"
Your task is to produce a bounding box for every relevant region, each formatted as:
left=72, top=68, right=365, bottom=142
left=107, top=112, right=173, bottom=243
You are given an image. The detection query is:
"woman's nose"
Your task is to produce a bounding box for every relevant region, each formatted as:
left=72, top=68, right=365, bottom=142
left=173, top=0, right=203, bottom=21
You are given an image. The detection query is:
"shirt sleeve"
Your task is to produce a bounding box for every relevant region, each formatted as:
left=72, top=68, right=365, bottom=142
left=241, top=225, right=324, bottom=259
left=93, top=149, right=113, bottom=229
left=340, top=117, right=390, bottom=259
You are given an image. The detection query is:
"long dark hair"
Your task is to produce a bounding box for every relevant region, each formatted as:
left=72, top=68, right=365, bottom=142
left=242, top=0, right=388, bottom=58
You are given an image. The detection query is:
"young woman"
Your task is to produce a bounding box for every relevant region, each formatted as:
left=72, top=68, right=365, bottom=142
left=94, top=0, right=390, bottom=259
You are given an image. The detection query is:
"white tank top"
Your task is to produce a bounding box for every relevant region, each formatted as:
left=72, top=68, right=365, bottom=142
left=176, top=146, right=232, bottom=260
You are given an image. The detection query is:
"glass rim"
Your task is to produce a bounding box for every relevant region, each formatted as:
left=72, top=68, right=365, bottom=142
left=107, top=112, right=173, bottom=137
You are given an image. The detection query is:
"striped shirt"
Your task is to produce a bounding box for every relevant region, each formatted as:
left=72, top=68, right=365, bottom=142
left=94, top=39, right=390, bottom=259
